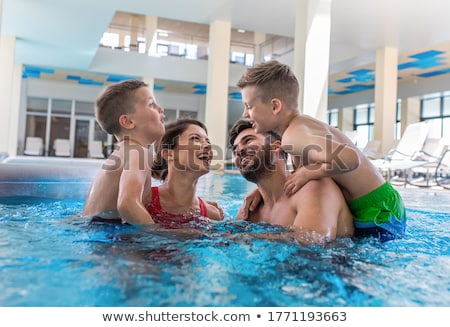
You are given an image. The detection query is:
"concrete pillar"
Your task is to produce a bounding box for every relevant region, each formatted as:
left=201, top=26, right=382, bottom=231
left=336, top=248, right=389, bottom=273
left=204, top=20, right=231, bottom=171
left=142, top=77, right=154, bottom=93
left=0, top=0, right=3, bottom=34
left=129, top=14, right=141, bottom=51
left=145, top=16, right=157, bottom=55
left=0, top=35, right=21, bottom=155
left=253, top=32, right=266, bottom=64
left=401, top=97, right=421, bottom=134
left=339, top=106, right=354, bottom=132
left=293, top=0, right=331, bottom=122
left=374, top=47, right=398, bottom=153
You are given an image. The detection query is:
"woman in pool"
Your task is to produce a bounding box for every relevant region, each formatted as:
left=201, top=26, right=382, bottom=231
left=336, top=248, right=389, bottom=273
left=148, top=118, right=224, bottom=228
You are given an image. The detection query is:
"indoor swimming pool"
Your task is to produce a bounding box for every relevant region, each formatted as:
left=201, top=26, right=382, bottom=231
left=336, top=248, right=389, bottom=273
left=0, top=157, right=449, bottom=306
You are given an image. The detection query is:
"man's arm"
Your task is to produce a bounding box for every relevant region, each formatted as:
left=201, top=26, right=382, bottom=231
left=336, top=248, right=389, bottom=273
left=283, top=134, right=360, bottom=196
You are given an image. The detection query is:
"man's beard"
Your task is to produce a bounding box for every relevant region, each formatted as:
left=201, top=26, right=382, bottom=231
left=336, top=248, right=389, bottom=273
left=239, top=145, right=276, bottom=183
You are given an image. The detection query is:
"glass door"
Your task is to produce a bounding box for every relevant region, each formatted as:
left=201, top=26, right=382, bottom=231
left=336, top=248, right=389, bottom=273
left=74, top=119, right=89, bottom=158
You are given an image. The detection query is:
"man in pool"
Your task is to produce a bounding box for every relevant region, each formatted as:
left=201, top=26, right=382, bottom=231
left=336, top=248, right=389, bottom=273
left=229, top=119, right=354, bottom=245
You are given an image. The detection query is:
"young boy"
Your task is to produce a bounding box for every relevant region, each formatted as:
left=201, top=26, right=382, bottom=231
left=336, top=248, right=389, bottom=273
left=82, top=80, right=165, bottom=226
left=236, top=60, right=406, bottom=242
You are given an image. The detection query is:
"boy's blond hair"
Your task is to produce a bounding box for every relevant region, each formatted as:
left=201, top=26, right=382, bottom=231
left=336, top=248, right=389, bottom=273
left=95, top=80, right=147, bottom=135
left=237, top=60, right=299, bottom=110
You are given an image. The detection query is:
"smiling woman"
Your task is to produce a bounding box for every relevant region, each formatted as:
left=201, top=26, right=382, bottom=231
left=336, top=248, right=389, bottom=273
left=148, top=118, right=224, bottom=226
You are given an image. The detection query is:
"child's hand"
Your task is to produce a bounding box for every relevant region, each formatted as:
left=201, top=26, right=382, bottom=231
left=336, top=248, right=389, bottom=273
left=284, top=168, right=308, bottom=197
left=237, top=188, right=262, bottom=219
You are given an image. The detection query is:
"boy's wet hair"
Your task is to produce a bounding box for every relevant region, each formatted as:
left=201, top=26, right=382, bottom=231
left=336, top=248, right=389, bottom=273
left=228, top=119, right=280, bottom=146
left=95, top=80, right=147, bottom=135
left=237, top=60, right=299, bottom=109
left=152, top=118, right=208, bottom=181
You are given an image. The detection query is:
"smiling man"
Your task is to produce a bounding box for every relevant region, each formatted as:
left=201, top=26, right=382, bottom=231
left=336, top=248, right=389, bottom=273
left=229, top=119, right=354, bottom=245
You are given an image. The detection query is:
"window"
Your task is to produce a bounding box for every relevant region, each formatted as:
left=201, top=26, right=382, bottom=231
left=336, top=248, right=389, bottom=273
left=422, top=93, right=441, bottom=118
left=100, top=32, right=120, bottom=48
left=156, top=43, right=169, bottom=56
left=327, top=109, right=338, bottom=127
left=395, top=99, right=401, bottom=140
left=420, top=92, right=450, bottom=138
left=179, top=110, right=197, bottom=120
left=26, top=97, right=48, bottom=147
left=353, top=103, right=375, bottom=148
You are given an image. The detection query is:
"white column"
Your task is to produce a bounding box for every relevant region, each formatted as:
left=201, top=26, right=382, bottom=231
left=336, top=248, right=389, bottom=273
left=0, top=0, right=3, bottom=34
left=204, top=20, right=231, bottom=171
left=253, top=32, right=266, bottom=64
left=401, top=97, right=420, bottom=134
left=338, top=107, right=354, bottom=132
left=142, top=77, right=154, bottom=94
left=145, top=16, right=157, bottom=55
left=294, top=0, right=331, bottom=122
left=129, top=14, right=140, bottom=51
left=0, top=35, right=21, bottom=155
left=374, top=47, right=398, bottom=153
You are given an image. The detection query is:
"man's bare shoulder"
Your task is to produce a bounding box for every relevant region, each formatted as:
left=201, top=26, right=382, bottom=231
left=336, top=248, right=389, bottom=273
left=291, top=178, right=338, bottom=202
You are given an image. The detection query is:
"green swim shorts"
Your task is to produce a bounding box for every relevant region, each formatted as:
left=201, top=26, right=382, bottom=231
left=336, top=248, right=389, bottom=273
left=348, top=182, right=406, bottom=241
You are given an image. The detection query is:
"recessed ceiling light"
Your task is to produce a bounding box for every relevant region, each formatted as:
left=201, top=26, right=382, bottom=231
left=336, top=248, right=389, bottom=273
left=237, top=29, right=245, bottom=33
left=158, top=32, right=169, bottom=37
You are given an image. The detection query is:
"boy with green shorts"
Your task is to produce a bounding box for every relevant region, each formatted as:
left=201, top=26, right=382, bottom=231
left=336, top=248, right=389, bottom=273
left=236, top=60, right=406, bottom=241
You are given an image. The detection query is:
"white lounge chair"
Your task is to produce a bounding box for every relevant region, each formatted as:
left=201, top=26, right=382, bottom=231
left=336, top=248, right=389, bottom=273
left=24, top=137, right=44, bottom=156
left=371, top=122, right=430, bottom=186
left=88, top=141, right=104, bottom=159
left=53, top=138, right=71, bottom=157
left=344, top=130, right=358, bottom=145
left=435, top=149, right=450, bottom=189
left=406, top=138, right=448, bottom=187
left=362, top=140, right=382, bottom=159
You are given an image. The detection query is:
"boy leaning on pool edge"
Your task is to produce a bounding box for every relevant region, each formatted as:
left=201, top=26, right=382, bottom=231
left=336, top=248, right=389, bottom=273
left=236, top=60, right=406, bottom=242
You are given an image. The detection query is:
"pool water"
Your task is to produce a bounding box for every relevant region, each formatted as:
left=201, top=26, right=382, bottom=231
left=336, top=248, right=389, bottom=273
left=0, top=172, right=449, bottom=306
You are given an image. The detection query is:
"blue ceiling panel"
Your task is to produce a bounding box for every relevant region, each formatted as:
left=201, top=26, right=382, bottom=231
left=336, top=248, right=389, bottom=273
left=24, top=66, right=55, bottom=75
left=417, top=67, right=450, bottom=78
left=22, top=71, right=40, bottom=78
left=192, top=84, right=207, bottom=94
left=410, top=50, right=445, bottom=60
left=106, top=75, right=135, bottom=82
left=78, top=78, right=104, bottom=86
left=66, top=75, right=81, bottom=81
left=153, top=84, right=165, bottom=91
left=336, top=69, right=375, bottom=84
left=229, top=92, right=242, bottom=100
left=398, top=49, right=445, bottom=70
left=23, top=65, right=54, bottom=78
left=348, top=68, right=374, bottom=75
left=346, top=84, right=375, bottom=92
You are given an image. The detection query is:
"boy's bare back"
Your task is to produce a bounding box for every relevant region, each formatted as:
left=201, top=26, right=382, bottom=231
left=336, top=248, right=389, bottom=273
left=283, top=115, right=385, bottom=201
left=82, top=144, right=151, bottom=218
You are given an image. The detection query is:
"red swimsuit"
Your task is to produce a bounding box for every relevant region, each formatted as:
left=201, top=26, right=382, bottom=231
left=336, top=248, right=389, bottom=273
left=147, top=186, right=208, bottom=228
